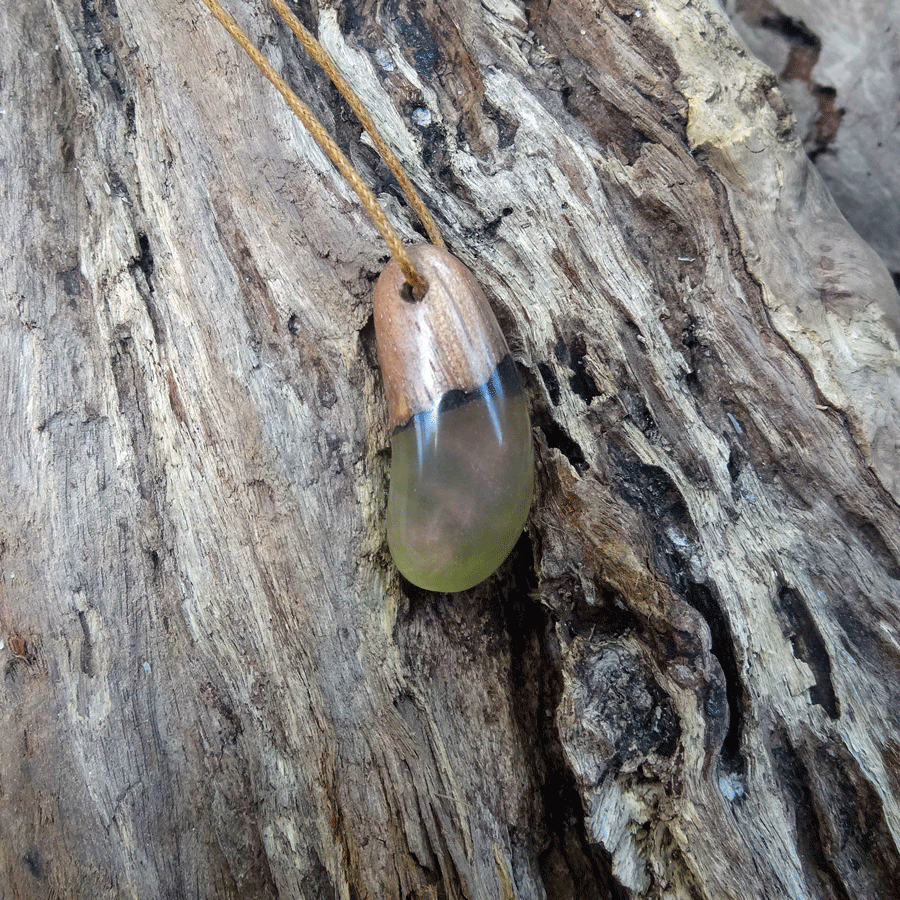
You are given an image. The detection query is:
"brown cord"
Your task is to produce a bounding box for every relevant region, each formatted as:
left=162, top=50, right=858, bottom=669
left=267, top=0, right=445, bottom=250
left=200, top=0, right=435, bottom=295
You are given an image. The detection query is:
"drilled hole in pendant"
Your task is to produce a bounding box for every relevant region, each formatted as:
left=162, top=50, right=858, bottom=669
left=400, top=279, right=429, bottom=303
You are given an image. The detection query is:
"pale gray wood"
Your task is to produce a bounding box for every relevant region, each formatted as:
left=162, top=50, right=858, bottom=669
left=726, top=0, right=900, bottom=275
left=1, top=0, right=898, bottom=898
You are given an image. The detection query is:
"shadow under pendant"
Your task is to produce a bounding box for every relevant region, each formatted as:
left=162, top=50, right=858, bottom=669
left=374, top=244, right=534, bottom=592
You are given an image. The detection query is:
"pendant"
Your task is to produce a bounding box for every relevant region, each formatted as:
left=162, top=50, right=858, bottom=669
left=374, top=245, right=534, bottom=592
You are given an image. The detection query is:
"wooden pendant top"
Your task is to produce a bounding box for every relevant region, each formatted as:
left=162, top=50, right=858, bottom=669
left=374, top=244, right=509, bottom=429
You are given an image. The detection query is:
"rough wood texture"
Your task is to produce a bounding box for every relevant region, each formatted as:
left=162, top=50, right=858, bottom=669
left=725, top=0, right=900, bottom=276
left=1, top=0, right=899, bottom=898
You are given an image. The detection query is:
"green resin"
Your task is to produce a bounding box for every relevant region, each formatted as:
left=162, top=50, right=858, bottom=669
left=386, top=358, right=533, bottom=592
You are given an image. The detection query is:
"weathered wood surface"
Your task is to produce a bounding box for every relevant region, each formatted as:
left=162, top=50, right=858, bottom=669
left=1, top=0, right=899, bottom=898
left=725, top=0, right=900, bottom=275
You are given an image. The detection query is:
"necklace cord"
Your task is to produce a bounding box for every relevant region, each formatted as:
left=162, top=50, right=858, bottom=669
left=200, top=0, right=438, bottom=295
left=267, top=0, right=445, bottom=251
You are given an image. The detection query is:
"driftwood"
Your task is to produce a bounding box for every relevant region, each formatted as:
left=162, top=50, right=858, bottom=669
left=726, top=0, right=900, bottom=276
left=1, top=0, right=899, bottom=898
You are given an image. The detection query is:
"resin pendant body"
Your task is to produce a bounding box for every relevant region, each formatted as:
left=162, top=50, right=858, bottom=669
left=374, top=245, right=534, bottom=592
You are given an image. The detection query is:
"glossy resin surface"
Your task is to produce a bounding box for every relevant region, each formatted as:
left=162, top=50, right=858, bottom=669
left=386, top=357, right=533, bottom=592
left=375, top=245, right=534, bottom=592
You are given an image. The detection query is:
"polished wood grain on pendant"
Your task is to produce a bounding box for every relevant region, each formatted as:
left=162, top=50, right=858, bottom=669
left=374, top=244, right=510, bottom=429
left=374, top=245, right=534, bottom=592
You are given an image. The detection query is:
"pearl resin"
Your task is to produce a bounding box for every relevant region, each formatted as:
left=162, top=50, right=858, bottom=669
left=374, top=245, right=534, bottom=592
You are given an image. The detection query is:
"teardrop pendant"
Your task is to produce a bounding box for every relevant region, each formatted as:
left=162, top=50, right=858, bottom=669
left=199, top=2, right=532, bottom=589
left=374, top=245, right=534, bottom=592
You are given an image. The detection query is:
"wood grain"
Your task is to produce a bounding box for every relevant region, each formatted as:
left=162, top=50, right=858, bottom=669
left=1, top=0, right=898, bottom=898
left=374, top=244, right=509, bottom=427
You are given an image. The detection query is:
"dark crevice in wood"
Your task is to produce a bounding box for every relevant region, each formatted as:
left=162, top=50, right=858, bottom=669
left=772, top=727, right=900, bottom=898
left=478, top=205, right=516, bottom=244
left=81, top=0, right=104, bottom=38
left=773, top=585, right=840, bottom=719
left=537, top=362, right=562, bottom=406
left=545, top=574, right=642, bottom=647
left=506, top=544, right=624, bottom=900
left=128, top=231, right=155, bottom=294
left=480, top=212, right=505, bottom=240
left=357, top=312, right=380, bottom=376
left=419, top=123, right=453, bottom=190
left=336, top=0, right=366, bottom=34
left=808, top=742, right=900, bottom=899
left=80, top=0, right=128, bottom=102
left=484, top=99, right=519, bottom=150
left=665, top=547, right=744, bottom=765
left=679, top=316, right=709, bottom=399
left=125, top=95, right=136, bottom=137
left=685, top=594, right=739, bottom=761
left=770, top=726, right=855, bottom=900
left=833, top=596, right=900, bottom=685
left=127, top=228, right=165, bottom=350
left=726, top=447, right=744, bottom=494
left=612, top=448, right=690, bottom=527
left=569, top=588, right=641, bottom=642
left=536, top=414, right=589, bottom=473
left=562, top=335, right=600, bottom=404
